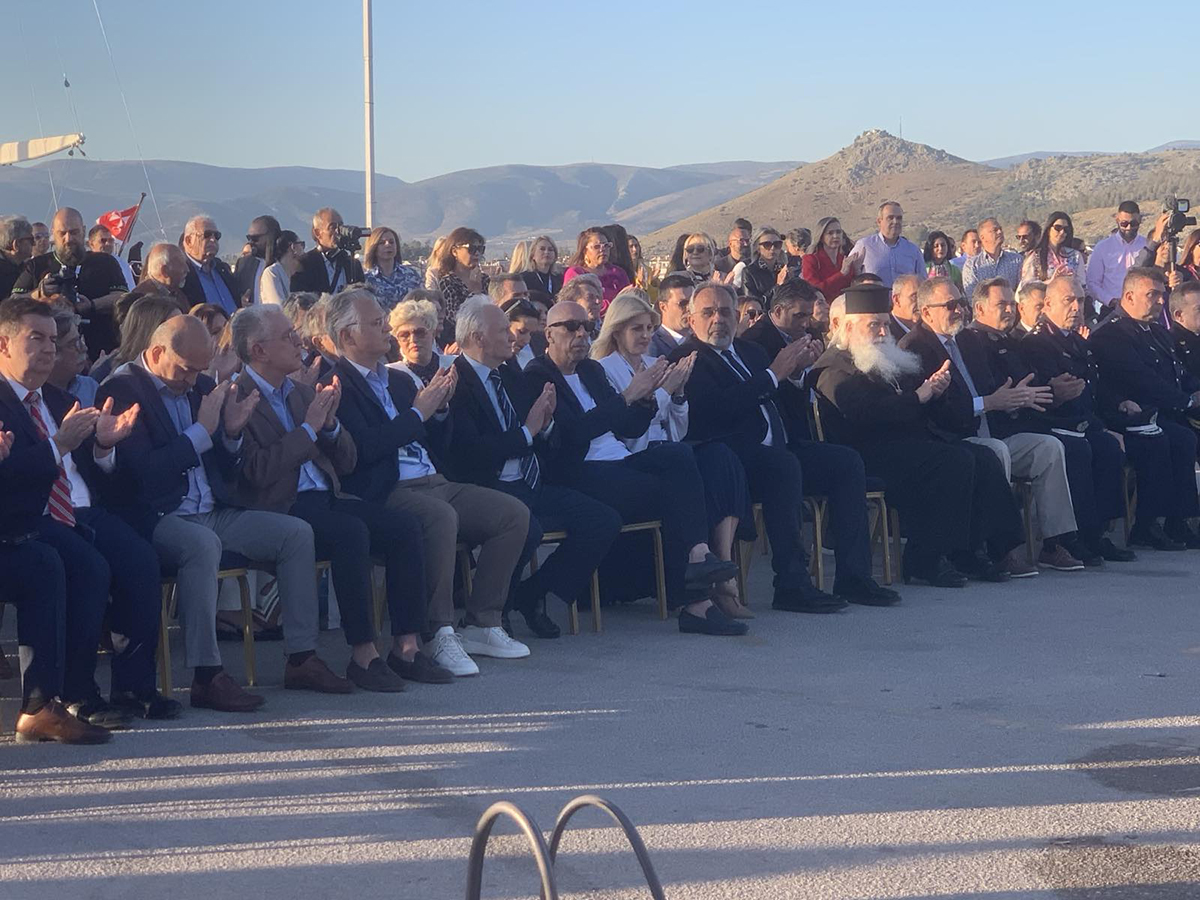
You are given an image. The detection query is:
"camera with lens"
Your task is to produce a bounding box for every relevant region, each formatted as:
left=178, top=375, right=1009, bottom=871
left=335, top=224, right=370, bottom=253
left=1162, top=195, right=1196, bottom=241
left=47, top=267, right=78, bottom=303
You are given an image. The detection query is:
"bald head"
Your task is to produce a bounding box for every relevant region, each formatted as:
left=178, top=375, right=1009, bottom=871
left=51, top=207, right=86, bottom=266
left=144, top=314, right=214, bottom=392
left=546, top=300, right=588, bottom=327
left=146, top=243, right=189, bottom=289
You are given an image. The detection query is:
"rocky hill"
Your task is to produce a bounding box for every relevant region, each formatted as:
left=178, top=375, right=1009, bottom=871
left=645, top=130, right=1200, bottom=250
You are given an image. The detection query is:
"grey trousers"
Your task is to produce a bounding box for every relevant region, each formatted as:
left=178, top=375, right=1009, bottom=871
left=152, top=507, right=319, bottom=668
left=967, top=433, right=1078, bottom=538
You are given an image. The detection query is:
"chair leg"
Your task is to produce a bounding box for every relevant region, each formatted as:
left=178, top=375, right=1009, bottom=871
left=755, top=506, right=768, bottom=556
left=734, top=541, right=748, bottom=607
left=568, top=600, right=580, bottom=636
left=590, top=569, right=603, bottom=633
left=1022, top=489, right=1036, bottom=564
left=890, top=509, right=903, bottom=580
left=372, top=565, right=386, bottom=636
left=651, top=526, right=668, bottom=621
left=458, top=546, right=474, bottom=598
left=157, top=585, right=173, bottom=695
left=237, top=575, right=256, bottom=687
left=878, top=498, right=892, bottom=585
left=810, top=501, right=826, bottom=592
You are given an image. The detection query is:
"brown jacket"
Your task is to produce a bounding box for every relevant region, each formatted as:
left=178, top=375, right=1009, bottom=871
left=233, top=371, right=358, bottom=513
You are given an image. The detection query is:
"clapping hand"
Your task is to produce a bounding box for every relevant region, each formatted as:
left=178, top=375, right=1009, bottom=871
left=524, top=383, right=556, bottom=434
left=660, top=352, right=696, bottom=396
left=304, top=382, right=338, bottom=432
left=52, top=401, right=100, bottom=455
left=768, top=339, right=812, bottom=382
left=223, top=385, right=260, bottom=438
left=94, top=397, right=140, bottom=452
left=986, top=373, right=1054, bottom=413
left=0, top=422, right=13, bottom=463
left=916, top=360, right=952, bottom=403
left=197, top=382, right=229, bottom=435
left=622, top=356, right=669, bottom=403
left=1048, top=373, right=1086, bottom=404
left=793, top=334, right=821, bottom=369
left=1118, top=399, right=1143, bottom=416
left=294, top=355, right=324, bottom=387
left=414, top=367, right=455, bottom=420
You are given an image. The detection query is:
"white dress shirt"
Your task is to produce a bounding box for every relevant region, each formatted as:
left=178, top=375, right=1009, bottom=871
left=718, top=343, right=781, bottom=446
left=259, top=261, right=290, bottom=305
left=597, top=353, right=688, bottom=451
left=5, top=376, right=116, bottom=511
left=462, top=354, right=536, bottom=481
left=348, top=359, right=437, bottom=480
left=1086, top=232, right=1147, bottom=305
left=561, top=373, right=631, bottom=462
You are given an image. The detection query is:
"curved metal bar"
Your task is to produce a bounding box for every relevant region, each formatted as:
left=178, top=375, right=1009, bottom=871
left=464, top=800, right=558, bottom=900
left=548, top=794, right=666, bottom=900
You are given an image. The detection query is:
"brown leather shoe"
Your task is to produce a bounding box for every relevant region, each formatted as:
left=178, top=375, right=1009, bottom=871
left=16, top=701, right=111, bottom=744
left=190, top=671, right=265, bottom=712
left=284, top=654, right=353, bottom=694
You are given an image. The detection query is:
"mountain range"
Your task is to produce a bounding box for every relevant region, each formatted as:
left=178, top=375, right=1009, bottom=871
left=3, top=132, right=1199, bottom=256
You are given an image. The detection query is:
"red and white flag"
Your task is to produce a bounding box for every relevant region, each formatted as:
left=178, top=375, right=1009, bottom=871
left=96, top=203, right=140, bottom=241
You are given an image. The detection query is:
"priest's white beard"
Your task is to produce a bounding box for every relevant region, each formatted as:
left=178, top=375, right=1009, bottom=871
left=848, top=335, right=922, bottom=383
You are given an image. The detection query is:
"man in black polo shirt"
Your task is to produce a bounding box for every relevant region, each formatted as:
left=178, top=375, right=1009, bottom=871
left=11, top=208, right=127, bottom=358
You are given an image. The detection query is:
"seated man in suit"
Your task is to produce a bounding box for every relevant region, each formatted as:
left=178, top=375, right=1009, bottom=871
left=888, top=274, right=920, bottom=340
left=98, top=315, right=350, bottom=712
left=969, top=276, right=1131, bottom=566
left=1024, top=276, right=1173, bottom=555
left=671, top=282, right=898, bottom=610
left=1089, top=266, right=1200, bottom=548
left=1169, top=282, right=1200, bottom=380
left=812, top=284, right=987, bottom=587
left=525, top=300, right=744, bottom=635
left=647, top=273, right=694, bottom=358
left=448, top=297, right=622, bottom=638
left=115, top=243, right=191, bottom=323
left=899, top=276, right=1070, bottom=578
left=740, top=278, right=822, bottom=441
left=323, top=288, right=532, bottom=673
left=0, top=298, right=175, bottom=728
left=291, top=208, right=365, bottom=295
left=229, top=304, right=449, bottom=689
left=1014, top=281, right=1047, bottom=337
left=180, top=216, right=241, bottom=315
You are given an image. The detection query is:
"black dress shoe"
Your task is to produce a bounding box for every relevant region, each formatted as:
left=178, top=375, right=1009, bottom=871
left=1129, top=521, right=1186, bottom=551
left=110, top=689, right=184, bottom=720
left=902, top=555, right=968, bottom=588
left=1163, top=519, right=1200, bottom=549
left=952, top=550, right=1010, bottom=582
left=347, top=658, right=407, bottom=692
left=833, top=577, right=901, bottom=606
left=67, top=695, right=135, bottom=730
left=387, top=651, right=454, bottom=684
left=1095, top=537, right=1136, bottom=562
left=771, top=586, right=848, bottom=613
left=512, top=594, right=561, bottom=639
left=684, top=554, right=739, bottom=589
left=679, top=604, right=748, bottom=636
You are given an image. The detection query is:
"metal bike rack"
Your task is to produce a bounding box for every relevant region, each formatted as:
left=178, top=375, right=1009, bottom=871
left=464, top=794, right=665, bottom=899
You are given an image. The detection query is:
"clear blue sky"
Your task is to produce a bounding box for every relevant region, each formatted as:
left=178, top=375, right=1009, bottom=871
left=3, top=0, right=1191, bottom=182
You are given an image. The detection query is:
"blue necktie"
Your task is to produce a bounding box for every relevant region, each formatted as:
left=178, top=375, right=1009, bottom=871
left=722, top=349, right=788, bottom=446
left=489, top=371, right=540, bottom=490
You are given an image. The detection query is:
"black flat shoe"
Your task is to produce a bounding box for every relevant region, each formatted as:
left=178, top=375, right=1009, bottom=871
left=67, top=696, right=135, bottom=730
left=512, top=594, right=561, bottom=639
left=951, top=550, right=1009, bottom=582
left=679, top=605, right=748, bottom=636
left=387, top=651, right=454, bottom=684
left=347, top=658, right=407, bottom=692
left=684, top=554, right=740, bottom=589
left=1163, top=520, right=1200, bottom=549
left=110, top=690, right=184, bottom=720
left=834, top=577, right=901, bottom=606
left=902, top=555, right=968, bottom=588
left=1129, top=521, right=1186, bottom=551
left=1095, top=537, right=1136, bottom=562
left=772, top=587, right=848, bottom=613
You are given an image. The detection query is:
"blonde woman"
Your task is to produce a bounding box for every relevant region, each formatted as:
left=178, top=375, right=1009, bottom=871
left=520, top=234, right=562, bottom=296
left=424, top=236, right=448, bottom=290
left=507, top=240, right=530, bottom=274
left=363, top=226, right=423, bottom=309
left=591, top=288, right=753, bottom=617
left=387, top=294, right=453, bottom=386
left=628, top=234, right=656, bottom=292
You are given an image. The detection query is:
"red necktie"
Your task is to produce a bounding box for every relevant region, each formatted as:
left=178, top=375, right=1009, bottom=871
left=24, top=392, right=77, bottom=527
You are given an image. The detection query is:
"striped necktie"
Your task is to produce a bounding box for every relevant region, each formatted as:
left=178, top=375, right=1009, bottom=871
left=25, top=392, right=77, bottom=526
left=489, top=371, right=540, bottom=490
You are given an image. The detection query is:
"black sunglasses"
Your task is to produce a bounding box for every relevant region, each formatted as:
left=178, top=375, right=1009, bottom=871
left=759, top=240, right=783, bottom=249
left=548, top=320, right=588, bottom=333
left=458, top=243, right=485, bottom=253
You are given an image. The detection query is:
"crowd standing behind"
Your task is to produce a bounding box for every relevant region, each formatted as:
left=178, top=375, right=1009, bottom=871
left=1, top=193, right=1199, bottom=745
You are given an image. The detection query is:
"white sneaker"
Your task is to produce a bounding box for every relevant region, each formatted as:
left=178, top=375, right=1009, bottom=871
left=458, top=625, right=530, bottom=659
left=429, top=626, right=479, bottom=676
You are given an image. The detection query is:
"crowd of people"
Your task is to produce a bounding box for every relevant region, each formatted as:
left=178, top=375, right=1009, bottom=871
left=1, top=193, right=1199, bottom=747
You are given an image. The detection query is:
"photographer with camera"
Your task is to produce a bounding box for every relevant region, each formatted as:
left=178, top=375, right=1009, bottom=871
left=291, top=207, right=366, bottom=295
left=1132, top=198, right=1197, bottom=291
left=10, top=207, right=129, bottom=359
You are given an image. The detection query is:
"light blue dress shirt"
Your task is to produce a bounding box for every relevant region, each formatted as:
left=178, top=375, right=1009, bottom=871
left=244, top=366, right=333, bottom=494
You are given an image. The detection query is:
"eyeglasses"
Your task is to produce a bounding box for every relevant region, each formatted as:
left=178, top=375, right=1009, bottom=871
left=685, top=245, right=710, bottom=254
left=759, top=240, right=783, bottom=249
left=457, top=243, right=485, bottom=254
left=743, top=308, right=764, bottom=320
left=246, top=233, right=268, bottom=242
left=922, top=300, right=961, bottom=310
left=586, top=242, right=611, bottom=252
left=1016, top=232, right=1034, bottom=240
left=202, top=230, right=221, bottom=241
left=1116, top=219, right=1139, bottom=229
left=548, top=320, right=588, bottom=333
left=1050, top=224, right=1068, bottom=233
left=394, top=327, right=430, bottom=343
left=291, top=240, right=306, bottom=252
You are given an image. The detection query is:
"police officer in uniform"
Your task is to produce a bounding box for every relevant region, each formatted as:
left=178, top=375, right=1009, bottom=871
left=1087, top=267, right=1200, bottom=549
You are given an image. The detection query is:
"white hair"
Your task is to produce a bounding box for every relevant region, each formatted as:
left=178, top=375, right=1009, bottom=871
left=455, top=295, right=499, bottom=347
left=325, top=287, right=377, bottom=351
left=388, top=298, right=438, bottom=334
left=845, top=326, right=921, bottom=384
left=230, top=303, right=287, bottom=363
left=184, top=214, right=216, bottom=236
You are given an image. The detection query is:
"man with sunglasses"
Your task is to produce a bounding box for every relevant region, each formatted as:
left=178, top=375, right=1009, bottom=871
left=234, top=215, right=281, bottom=306
left=180, top=215, right=241, bottom=316
left=1086, top=202, right=1148, bottom=309
left=292, top=207, right=365, bottom=296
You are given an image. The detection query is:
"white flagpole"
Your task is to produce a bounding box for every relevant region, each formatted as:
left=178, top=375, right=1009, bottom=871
left=363, top=0, right=376, bottom=229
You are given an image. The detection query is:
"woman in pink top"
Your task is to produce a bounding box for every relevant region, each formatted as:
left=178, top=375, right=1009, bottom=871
left=563, top=226, right=631, bottom=308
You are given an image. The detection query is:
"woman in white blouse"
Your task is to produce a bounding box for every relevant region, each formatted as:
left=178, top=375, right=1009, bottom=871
left=592, top=288, right=754, bottom=617
left=259, top=230, right=305, bottom=305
